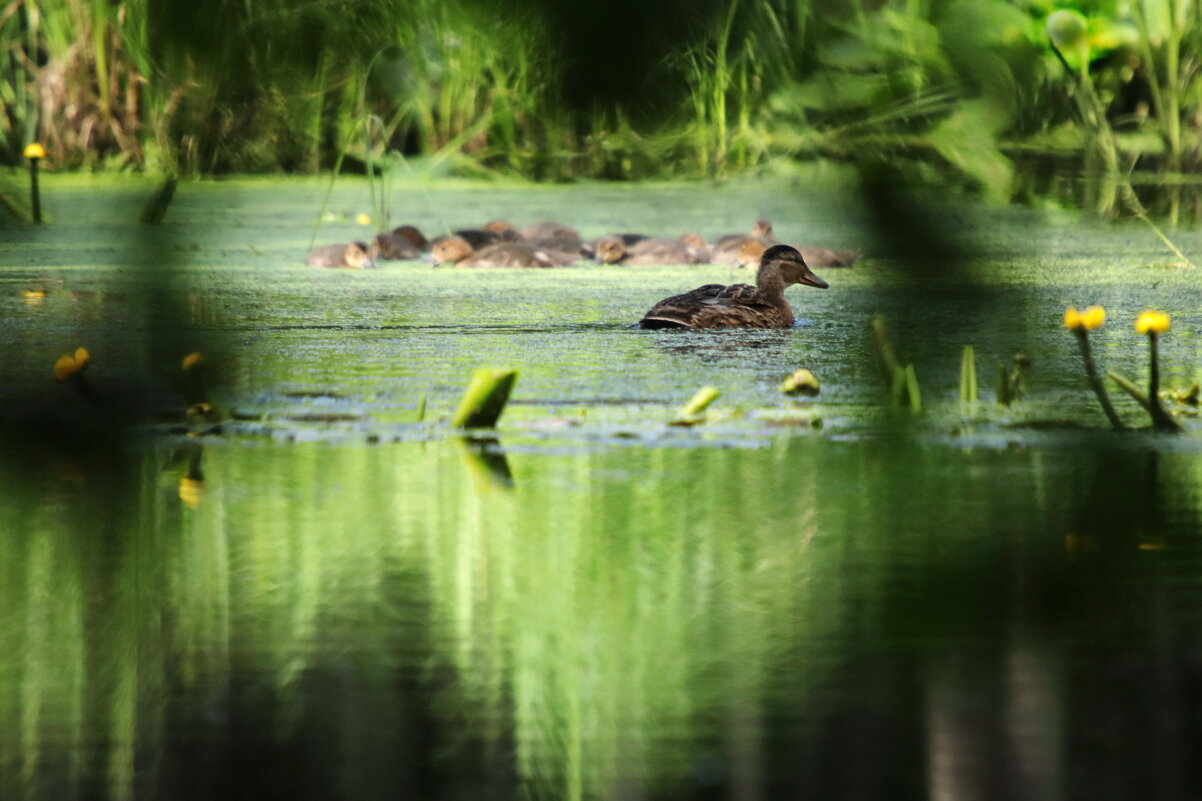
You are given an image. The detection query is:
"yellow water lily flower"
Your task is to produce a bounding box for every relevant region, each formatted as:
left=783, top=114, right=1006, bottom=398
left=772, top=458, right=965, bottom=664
left=1135, top=310, right=1170, bottom=335
left=23, top=143, right=46, bottom=160
left=355, top=212, right=372, bottom=225
left=1064, top=305, right=1105, bottom=331
left=182, top=352, right=204, bottom=370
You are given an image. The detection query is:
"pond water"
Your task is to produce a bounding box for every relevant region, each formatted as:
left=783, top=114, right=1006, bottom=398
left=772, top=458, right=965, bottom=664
left=3, top=171, right=1202, bottom=800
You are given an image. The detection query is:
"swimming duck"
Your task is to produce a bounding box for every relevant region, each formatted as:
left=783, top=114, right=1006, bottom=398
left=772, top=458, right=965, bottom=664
left=713, top=219, right=775, bottom=262
left=393, top=225, right=430, bottom=252
left=431, top=235, right=575, bottom=268
left=595, top=235, right=708, bottom=265
left=521, top=221, right=583, bottom=249
left=431, top=229, right=503, bottom=250
left=306, top=242, right=375, bottom=269
left=678, top=232, right=712, bottom=262
left=734, top=239, right=861, bottom=269
left=370, top=228, right=423, bottom=260
left=638, top=244, right=827, bottom=329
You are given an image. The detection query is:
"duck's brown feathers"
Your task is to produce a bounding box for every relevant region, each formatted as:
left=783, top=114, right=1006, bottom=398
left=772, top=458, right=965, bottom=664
left=639, top=283, right=793, bottom=329
left=638, top=244, right=828, bottom=330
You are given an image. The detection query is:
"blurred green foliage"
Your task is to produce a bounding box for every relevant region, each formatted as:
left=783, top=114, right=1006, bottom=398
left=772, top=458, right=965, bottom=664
left=2, top=0, right=1201, bottom=189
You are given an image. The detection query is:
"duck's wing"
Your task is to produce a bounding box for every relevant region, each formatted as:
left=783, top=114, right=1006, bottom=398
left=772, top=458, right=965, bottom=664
left=640, top=283, right=789, bottom=329
left=634, top=283, right=793, bottom=327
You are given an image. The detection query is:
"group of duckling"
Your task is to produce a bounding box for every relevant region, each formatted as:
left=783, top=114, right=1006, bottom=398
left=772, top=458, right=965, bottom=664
left=306, top=219, right=859, bottom=329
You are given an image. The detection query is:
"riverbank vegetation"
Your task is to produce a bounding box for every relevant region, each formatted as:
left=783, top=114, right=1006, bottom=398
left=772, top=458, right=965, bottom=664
left=2, top=0, right=1201, bottom=197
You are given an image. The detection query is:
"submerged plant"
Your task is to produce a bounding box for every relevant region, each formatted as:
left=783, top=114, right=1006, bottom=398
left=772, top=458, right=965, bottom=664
left=780, top=369, right=820, bottom=397
left=1064, top=305, right=1124, bottom=430
left=453, top=368, right=518, bottom=429
left=959, top=345, right=978, bottom=406
left=673, top=386, right=722, bottom=426
left=870, top=316, right=921, bottom=413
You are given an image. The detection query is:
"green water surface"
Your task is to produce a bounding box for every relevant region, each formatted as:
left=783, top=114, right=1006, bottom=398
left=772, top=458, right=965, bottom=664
left=3, top=173, right=1202, bottom=800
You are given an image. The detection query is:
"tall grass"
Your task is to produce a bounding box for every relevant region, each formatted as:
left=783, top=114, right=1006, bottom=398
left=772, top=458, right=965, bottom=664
left=4, top=0, right=1202, bottom=188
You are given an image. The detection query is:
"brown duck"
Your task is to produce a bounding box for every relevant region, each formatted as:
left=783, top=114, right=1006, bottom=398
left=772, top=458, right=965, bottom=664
left=370, top=227, right=425, bottom=260
left=595, top=235, right=708, bottom=265
left=638, top=244, right=827, bottom=329
left=431, top=235, right=575, bottom=268
left=306, top=242, right=375, bottom=269
left=734, top=238, right=860, bottom=269
left=712, top=219, right=774, bottom=262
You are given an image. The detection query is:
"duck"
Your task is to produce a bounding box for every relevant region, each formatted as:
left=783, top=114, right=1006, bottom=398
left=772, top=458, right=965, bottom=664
left=733, top=239, right=860, bottom=269
left=583, top=232, right=647, bottom=261
left=392, top=225, right=430, bottom=252
left=595, top=235, right=708, bottom=265
left=638, top=244, right=827, bottom=329
left=712, top=219, right=775, bottom=262
left=521, top=221, right=583, bottom=250
left=431, top=228, right=503, bottom=250
left=431, top=235, right=575, bottom=268
left=306, top=242, right=374, bottom=269
left=370, top=228, right=423, bottom=260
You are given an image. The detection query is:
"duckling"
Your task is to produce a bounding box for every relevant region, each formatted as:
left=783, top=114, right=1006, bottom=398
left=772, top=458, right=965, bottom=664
left=370, top=229, right=423, bottom=260
left=678, top=233, right=712, bottom=263
left=431, top=229, right=502, bottom=250
left=306, top=242, right=375, bottom=269
left=484, top=220, right=518, bottom=236
left=713, top=219, right=775, bottom=263
left=431, top=235, right=575, bottom=268
left=521, top=221, right=583, bottom=250
left=638, top=244, right=827, bottom=329
left=595, top=235, right=708, bottom=265
left=393, top=225, right=430, bottom=252
left=733, top=239, right=860, bottom=269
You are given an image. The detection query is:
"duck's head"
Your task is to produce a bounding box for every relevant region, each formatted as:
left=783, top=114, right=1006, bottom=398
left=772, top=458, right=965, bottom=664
left=594, top=235, right=627, bottom=264
left=761, top=244, right=827, bottom=289
left=735, top=239, right=767, bottom=269
left=347, top=241, right=375, bottom=269
left=431, top=235, right=474, bottom=266
left=392, top=225, right=428, bottom=251
left=752, top=219, right=774, bottom=238
left=370, top=233, right=394, bottom=260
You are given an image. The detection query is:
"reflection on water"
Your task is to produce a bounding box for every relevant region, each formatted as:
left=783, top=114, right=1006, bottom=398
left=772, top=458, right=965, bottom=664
left=4, top=437, right=1202, bottom=800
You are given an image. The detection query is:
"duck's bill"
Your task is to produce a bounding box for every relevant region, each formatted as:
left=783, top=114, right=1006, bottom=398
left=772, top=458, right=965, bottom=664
left=800, top=269, right=829, bottom=289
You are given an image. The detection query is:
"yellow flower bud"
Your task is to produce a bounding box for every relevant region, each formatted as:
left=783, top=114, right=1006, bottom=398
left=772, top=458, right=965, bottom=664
left=1064, top=305, right=1105, bottom=331
left=73, top=347, right=89, bottom=367
left=23, top=143, right=46, bottom=160
left=1135, top=310, right=1170, bottom=335
left=182, top=352, right=204, bottom=370
left=355, top=212, right=372, bottom=225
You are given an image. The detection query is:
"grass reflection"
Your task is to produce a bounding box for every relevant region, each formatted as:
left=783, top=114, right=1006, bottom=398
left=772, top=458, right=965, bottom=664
left=2, top=438, right=1202, bottom=799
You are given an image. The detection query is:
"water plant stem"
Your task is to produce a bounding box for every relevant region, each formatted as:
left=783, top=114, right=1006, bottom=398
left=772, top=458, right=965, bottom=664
left=29, top=158, right=40, bottom=223
left=1073, top=329, right=1124, bottom=430
left=1146, top=333, right=1181, bottom=430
